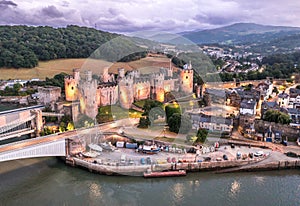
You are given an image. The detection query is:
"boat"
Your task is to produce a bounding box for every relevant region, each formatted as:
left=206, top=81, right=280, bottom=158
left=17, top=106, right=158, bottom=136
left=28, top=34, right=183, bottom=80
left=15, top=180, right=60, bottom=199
left=100, top=142, right=116, bottom=151
left=138, top=145, right=160, bottom=154
left=88, top=143, right=103, bottom=152
left=82, top=151, right=100, bottom=158
left=143, top=170, right=186, bottom=178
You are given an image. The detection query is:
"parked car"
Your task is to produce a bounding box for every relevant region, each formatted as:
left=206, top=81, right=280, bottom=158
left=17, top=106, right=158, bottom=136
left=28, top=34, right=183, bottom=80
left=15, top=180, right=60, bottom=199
left=254, top=151, right=264, bottom=157
left=236, top=151, right=241, bottom=159
left=223, top=154, right=228, bottom=160
left=146, top=157, right=152, bottom=164
left=140, top=158, right=146, bottom=165
left=285, top=151, right=298, bottom=158
left=216, top=157, right=222, bottom=161
left=203, top=157, right=211, bottom=162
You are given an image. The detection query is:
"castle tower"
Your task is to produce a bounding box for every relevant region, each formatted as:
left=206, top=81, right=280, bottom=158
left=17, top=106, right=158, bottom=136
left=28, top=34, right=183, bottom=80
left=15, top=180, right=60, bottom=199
left=119, top=75, right=134, bottom=109
left=150, top=73, right=165, bottom=102
left=102, top=67, right=110, bottom=83
left=78, top=70, right=98, bottom=119
left=118, top=68, right=125, bottom=79
left=65, top=68, right=80, bottom=101
left=180, top=63, right=193, bottom=94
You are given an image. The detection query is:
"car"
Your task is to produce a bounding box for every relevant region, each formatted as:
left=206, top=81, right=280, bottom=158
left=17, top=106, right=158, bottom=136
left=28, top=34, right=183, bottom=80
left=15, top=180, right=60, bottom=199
left=216, top=157, right=222, bottom=161
left=146, top=157, right=152, bottom=164
left=231, top=144, right=235, bottom=149
left=254, top=151, right=264, bottom=157
left=236, top=151, right=241, bottom=159
left=140, top=158, right=146, bottom=165
left=203, top=157, right=211, bottom=162
left=285, top=151, right=298, bottom=158
left=223, top=154, right=228, bottom=160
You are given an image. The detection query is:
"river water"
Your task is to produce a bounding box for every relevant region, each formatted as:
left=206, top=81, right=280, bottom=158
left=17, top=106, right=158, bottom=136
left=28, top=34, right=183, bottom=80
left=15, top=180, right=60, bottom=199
left=0, top=158, right=299, bottom=206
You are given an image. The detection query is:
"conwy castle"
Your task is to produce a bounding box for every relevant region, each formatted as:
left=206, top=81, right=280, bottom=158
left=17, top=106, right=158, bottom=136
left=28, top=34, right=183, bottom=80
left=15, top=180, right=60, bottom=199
left=64, top=62, right=194, bottom=119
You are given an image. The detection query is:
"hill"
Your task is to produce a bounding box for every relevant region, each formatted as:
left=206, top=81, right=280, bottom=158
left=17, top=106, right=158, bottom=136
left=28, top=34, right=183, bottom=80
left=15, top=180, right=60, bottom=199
left=182, top=23, right=300, bottom=45
left=0, top=25, right=150, bottom=69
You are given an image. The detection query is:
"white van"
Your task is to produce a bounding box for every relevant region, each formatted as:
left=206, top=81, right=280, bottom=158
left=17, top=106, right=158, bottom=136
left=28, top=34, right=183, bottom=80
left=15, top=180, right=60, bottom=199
left=120, top=155, right=126, bottom=164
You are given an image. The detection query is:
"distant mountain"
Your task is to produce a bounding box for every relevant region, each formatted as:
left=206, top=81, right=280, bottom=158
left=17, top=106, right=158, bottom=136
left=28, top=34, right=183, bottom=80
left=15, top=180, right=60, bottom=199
left=182, top=23, right=300, bottom=45
left=248, top=33, right=300, bottom=54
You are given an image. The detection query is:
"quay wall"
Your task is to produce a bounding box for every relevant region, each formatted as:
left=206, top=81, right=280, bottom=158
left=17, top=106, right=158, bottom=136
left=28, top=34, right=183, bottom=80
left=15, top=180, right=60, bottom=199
left=219, top=160, right=300, bottom=173
left=70, top=157, right=274, bottom=176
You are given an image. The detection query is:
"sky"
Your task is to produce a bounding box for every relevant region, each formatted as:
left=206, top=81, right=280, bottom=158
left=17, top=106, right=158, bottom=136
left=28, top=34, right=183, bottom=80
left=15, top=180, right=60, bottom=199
left=1, top=0, right=300, bottom=34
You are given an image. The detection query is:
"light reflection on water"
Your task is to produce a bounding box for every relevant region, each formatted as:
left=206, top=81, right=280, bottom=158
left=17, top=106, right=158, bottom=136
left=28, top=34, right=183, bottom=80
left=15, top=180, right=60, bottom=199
left=0, top=158, right=299, bottom=206
left=229, top=180, right=241, bottom=198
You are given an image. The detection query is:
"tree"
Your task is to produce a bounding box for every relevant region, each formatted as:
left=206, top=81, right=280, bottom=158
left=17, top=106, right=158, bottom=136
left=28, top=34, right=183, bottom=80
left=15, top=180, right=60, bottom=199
left=138, top=117, right=151, bottom=128
left=196, top=128, right=208, bottom=143
left=59, top=122, right=66, bottom=132
left=66, top=122, right=75, bottom=131
left=263, top=110, right=291, bottom=125
left=272, top=87, right=279, bottom=94
left=165, top=103, right=181, bottom=122
left=167, top=114, right=192, bottom=134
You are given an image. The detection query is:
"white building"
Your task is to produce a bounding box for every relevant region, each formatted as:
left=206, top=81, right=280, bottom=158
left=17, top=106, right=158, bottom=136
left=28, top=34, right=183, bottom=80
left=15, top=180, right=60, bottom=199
left=240, top=99, right=257, bottom=116
left=190, top=114, right=233, bottom=133
left=277, top=92, right=289, bottom=108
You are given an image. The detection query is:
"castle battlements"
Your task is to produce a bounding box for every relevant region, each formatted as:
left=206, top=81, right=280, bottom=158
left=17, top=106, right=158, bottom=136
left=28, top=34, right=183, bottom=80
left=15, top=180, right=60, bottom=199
left=65, top=63, right=194, bottom=118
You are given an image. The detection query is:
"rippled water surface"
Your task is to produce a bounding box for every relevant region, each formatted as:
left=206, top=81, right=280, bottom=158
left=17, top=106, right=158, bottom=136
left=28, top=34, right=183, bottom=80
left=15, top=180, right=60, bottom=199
left=0, top=158, right=299, bottom=206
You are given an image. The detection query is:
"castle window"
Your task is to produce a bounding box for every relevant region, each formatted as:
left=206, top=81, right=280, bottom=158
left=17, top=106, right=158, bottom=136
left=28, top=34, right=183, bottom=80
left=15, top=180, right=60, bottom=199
left=186, top=76, right=188, bottom=79
left=71, top=86, right=74, bottom=90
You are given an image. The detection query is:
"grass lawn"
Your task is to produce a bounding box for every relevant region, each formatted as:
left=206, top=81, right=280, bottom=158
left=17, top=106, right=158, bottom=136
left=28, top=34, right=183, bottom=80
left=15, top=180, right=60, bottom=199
left=97, top=105, right=142, bottom=123
left=133, top=100, right=147, bottom=108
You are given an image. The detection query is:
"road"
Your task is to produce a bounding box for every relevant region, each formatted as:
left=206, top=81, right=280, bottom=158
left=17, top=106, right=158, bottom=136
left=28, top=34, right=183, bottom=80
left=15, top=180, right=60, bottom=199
left=0, top=118, right=139, bottom=154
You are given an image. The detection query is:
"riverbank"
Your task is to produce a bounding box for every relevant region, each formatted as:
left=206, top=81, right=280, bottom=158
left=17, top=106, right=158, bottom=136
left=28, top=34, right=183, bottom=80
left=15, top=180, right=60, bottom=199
left=66, top=143, right=300, bottom=177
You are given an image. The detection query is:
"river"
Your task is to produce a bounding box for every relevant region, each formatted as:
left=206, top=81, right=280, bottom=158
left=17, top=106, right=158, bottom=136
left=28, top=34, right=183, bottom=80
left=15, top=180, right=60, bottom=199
left=0, top=158, right=299, bottom=206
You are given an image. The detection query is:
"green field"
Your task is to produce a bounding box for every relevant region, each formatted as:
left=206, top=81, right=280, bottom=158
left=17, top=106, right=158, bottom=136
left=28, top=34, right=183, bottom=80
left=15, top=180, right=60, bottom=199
left=0, top=54, right=177, bottom=80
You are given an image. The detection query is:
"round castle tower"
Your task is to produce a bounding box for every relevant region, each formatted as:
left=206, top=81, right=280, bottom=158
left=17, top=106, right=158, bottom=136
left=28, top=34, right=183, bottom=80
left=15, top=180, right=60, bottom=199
left=180, top=62, right=193, bottom=94
left=118, top=74, right=134, bottom=109
left=65, top=68, right=80, bottom=101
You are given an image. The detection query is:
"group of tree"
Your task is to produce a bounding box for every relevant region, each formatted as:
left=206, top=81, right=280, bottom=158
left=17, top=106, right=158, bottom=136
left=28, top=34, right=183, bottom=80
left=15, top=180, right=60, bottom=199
left=263, top=110, right=291, bottom=125
left=118, top=51, right=148, bottom=62
left=27, top=72, right=68, bottom=91
left=138, top=100, right=164, bottom=128
left=0, top=25, right=118, bottom=68
left=217, top=51, right=300, bottom=82
left=0, top=83, right=35, bottom=96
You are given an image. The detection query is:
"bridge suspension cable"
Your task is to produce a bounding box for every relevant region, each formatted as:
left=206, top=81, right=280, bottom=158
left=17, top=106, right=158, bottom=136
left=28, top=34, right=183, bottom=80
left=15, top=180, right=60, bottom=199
left=0, top=115, right=36, bottom=134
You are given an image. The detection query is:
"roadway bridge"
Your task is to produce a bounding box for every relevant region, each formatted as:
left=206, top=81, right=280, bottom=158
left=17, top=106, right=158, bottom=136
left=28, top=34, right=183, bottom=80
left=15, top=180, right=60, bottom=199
left=0, top=118, right=139, bottom=163
left=0, top=105, right=65, bottom=141
left=0, top=105, right=44, bottom=140
left=0, top=137, right=66, bottom=162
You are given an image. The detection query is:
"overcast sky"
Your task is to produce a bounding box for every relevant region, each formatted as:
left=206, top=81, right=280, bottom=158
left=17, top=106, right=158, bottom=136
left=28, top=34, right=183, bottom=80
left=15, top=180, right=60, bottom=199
left=1, top=0, right=300, bottom=33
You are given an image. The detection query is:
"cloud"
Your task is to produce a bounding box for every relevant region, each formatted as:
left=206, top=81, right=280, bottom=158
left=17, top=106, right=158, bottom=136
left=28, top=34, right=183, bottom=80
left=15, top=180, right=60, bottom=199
left=0, top=0, right=17, bottom=9
left=41, top=5, right=64, bottom=18
left=1, top=0, right=300, bottom=33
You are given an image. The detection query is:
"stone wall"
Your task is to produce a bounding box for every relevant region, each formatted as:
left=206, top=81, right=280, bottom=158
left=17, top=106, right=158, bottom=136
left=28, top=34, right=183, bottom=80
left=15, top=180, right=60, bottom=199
left=255, top=120, right=300, bottom=141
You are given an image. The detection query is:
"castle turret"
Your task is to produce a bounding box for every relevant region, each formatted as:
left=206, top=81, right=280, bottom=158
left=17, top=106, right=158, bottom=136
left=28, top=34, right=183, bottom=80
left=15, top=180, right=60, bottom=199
left=65, top=68, right=80, bottom=101
left=180, top=63, right=193, bottom=94
left=118, top=68, right=125, bottom=79
left=150, top=73, right=165, bottom=102
left=119, top=75, right=134, bottom=109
